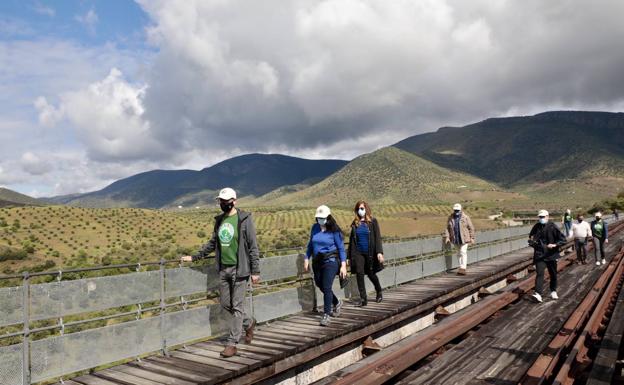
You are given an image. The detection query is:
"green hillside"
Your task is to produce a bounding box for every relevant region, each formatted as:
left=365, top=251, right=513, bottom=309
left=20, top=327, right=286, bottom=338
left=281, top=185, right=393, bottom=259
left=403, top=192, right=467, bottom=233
left=394, top=111, right=624, bottom=186
left=261, top=147, right=511, bottom=206
left=0, top=188, right=43, bottom=207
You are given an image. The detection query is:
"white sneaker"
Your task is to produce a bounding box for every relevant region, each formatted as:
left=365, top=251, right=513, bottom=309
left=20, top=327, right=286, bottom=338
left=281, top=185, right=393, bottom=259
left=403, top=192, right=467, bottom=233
left=596, top=261, right=601, bottom=266
left=601, top=259, right=606, bottom=265
left=532, top=293, right=543, bottom=303
left=551, top=291, right=559, bottom=300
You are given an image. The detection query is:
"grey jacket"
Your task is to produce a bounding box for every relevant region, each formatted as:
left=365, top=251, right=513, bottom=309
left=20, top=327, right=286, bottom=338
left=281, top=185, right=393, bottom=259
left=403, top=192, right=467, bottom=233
left=192, top=209, right=260, bottom=277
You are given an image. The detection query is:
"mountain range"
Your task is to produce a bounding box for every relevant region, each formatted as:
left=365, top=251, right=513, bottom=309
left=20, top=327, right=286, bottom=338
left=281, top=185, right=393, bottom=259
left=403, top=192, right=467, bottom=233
left=0, top=187, right=43, bottom=207
left=35, top=111, right=624, bottom=208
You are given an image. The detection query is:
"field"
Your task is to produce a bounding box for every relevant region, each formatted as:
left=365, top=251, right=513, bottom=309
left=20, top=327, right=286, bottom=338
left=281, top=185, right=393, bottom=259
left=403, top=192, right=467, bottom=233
left=0, top=203, right=506, bottom=275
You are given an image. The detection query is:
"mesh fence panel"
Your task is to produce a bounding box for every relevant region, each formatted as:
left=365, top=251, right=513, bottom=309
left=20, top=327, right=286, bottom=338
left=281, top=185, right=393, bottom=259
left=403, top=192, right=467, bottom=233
left=259, top=253, right=301, bottom=282
left=164, top=306, right=213, bottom=347
left=30, top=271, right=161, bottom=321
left=0, top=343, right=23, bottom=385
left=165, top=266, right=219, bottom=298
left=30, top=316, right=162, bottom=383
left=0, top=285, right=23, bottom=327
left=421, top=238, right=443, bottom=254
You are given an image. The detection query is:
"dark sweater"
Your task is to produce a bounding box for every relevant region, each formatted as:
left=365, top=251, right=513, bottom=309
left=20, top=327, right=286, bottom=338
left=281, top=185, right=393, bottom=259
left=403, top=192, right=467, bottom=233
left=529, top=221, right=567, bottom=262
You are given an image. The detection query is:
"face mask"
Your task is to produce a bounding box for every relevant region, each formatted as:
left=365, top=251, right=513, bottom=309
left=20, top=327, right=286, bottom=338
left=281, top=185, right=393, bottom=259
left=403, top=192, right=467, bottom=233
left=317, top=218, right=327, bottom=226
left=454, top=210, right=461, bottom=215
left=358, top=208, right=366, bottom=217
left=220, top=201, right=234, bottom=213
left=578, top=219, right=583, bottom=223
left=539, top=218, right=547, bottom=225
left=596, top=217, right=601, bottom=221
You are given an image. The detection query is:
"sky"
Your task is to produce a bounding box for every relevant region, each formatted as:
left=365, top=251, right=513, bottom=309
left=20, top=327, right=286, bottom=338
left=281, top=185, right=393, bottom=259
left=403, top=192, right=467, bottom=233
left=1, top=0, right=624, bottom=197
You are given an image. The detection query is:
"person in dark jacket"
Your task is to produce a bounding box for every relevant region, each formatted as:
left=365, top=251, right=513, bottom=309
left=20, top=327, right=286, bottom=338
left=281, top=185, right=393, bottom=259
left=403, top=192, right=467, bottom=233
left=591, top=212, right=609, bottom=266
left=304, top=205, right=347, bottom=326
left=347, top=200, right=384, bottom=307
left=181, top=187, right=260, bottom=357
left=528, top=210, right=567, bottom=303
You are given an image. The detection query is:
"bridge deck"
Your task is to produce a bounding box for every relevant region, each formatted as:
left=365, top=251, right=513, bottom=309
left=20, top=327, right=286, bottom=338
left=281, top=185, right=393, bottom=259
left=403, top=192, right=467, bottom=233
left=54, top=248, right=535, bottom=385
left=396, top=232, right=624, bottom=385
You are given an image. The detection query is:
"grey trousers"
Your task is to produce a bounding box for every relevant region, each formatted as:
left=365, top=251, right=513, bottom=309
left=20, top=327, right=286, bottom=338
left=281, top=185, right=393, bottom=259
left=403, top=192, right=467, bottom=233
left=220, top=266, right=252, bottom=346
left=593, top=238, right=606, bottom=262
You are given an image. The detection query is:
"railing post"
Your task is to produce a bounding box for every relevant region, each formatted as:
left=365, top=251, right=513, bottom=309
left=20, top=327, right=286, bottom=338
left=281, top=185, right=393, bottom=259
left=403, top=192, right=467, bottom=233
left=22, top=271, right=30, bottom=385
left=159, top=259, right=168, bottom=356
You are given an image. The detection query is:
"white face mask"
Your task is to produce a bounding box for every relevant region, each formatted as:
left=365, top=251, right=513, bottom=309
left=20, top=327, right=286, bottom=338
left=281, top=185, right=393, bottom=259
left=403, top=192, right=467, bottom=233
left=358, top=208, right=366, bottom=217
left=317, top=218, right=327, bottom=226
left=539, top=218, right=547, bottom=225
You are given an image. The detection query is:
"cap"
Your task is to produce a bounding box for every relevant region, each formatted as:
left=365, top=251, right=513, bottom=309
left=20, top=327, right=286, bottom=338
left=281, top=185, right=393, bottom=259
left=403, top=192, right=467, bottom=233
left=595, top=212, right=602, bottom=218
left=538, top=209, right=549, bottom=217
left=315, top=205, right=331, bottom=219
left=217, top=187, right=237, bottom=200
left=453, top=203, right=462, bottom=211
left=566, top=209, right=571, bottom=213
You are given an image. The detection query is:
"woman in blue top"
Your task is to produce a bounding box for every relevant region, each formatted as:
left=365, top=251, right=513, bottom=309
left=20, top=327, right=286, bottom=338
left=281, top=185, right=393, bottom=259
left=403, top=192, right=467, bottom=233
left=347, top=200, right=384, bottom=306
left=304, top=205, right=347, bottom=326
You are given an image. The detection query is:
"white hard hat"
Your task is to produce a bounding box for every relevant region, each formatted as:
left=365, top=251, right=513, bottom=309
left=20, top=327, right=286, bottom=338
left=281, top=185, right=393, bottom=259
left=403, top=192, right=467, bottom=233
left=453, top=203, right=462, bottom=211
left=595, top=212, right=602, bottom=218
left=538, top=209, right=549, bottom=217
left=315, top=205, right=331, bottom=219
left=217, top=187, right=237, bottom=200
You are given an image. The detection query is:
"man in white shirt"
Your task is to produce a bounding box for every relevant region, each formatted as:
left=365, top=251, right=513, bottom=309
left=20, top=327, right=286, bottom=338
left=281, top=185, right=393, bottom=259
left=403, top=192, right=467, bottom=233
left=569, top=214, right=592, bottom=264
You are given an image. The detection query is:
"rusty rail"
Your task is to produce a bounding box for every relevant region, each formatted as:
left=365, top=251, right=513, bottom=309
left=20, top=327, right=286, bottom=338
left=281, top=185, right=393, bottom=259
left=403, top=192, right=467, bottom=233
left=329, top=255, right=577, bottom=385
left=328, top=221, right=624, bottom=385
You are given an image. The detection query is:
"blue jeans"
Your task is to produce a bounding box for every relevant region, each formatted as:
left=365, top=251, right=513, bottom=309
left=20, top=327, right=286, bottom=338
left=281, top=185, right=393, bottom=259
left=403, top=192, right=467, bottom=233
left=313, top=258, right=339, bottom=315
left=564, top=222, right=572, bottom=237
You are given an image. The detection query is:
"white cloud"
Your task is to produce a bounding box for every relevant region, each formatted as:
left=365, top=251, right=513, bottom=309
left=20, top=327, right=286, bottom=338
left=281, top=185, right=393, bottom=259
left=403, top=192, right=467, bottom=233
left=20, top=152, right=53, bottom=175
left=75, top=8, right=99, bottom=35
left=32, top=3, right=55, bottom=17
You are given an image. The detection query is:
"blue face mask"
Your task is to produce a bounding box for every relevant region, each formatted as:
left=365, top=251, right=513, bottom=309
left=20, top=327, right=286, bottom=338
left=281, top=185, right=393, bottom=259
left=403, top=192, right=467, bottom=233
left=358, top=208, right=366, bottom=217
left=539, top=218, right=547, bottom=225
left=317, top=218, right=327, bottom=226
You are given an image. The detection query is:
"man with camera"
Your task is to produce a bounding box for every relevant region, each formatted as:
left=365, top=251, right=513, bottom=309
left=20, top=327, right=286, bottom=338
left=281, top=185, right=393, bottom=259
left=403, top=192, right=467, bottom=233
left=528, top=210, right=567, bottom=303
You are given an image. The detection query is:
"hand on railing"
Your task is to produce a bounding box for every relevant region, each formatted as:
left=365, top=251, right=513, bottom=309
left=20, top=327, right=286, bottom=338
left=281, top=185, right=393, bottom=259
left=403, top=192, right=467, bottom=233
left=180, top=255, right=193, bottom=263
left=251, top=275, right=260, bottom=284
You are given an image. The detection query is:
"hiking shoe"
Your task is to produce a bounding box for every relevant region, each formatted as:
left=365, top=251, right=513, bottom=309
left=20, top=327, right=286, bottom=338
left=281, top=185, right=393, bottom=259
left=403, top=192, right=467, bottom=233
left=551, top=291, right=558, bottom=300
left=244, top=318, right=256, bottom=344
left=531, top=293, right=543, bottom=303
left=601, top=259, right=606, bottom=265
left=332, top=299, right=343, bottom=317
left=320, top=314, right=330, bottom=326
left=355, top=298, right=367, bottom=307
left=376, top=291, right=383, bottom=303
left=596, top=261, right=601, bottom=266
left=221, top=345, right=237, bottom=357
left=457, top=268, right=467, bottom=275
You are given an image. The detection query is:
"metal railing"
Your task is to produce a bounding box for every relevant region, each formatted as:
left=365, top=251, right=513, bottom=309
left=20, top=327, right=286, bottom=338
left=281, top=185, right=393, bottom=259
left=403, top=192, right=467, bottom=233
left=0, top=222, right=580, bottom=385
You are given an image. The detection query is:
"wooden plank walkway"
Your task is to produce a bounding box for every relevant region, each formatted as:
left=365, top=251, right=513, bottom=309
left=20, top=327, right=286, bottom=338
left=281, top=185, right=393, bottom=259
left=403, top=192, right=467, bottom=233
left=55, top=248, right=535, bottom=385
left=396, top=232, right=624, bottom=385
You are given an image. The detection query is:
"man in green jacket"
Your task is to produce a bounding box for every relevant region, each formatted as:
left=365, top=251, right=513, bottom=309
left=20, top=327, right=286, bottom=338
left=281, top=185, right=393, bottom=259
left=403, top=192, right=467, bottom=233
left=182, top=187, right=260, bottom=357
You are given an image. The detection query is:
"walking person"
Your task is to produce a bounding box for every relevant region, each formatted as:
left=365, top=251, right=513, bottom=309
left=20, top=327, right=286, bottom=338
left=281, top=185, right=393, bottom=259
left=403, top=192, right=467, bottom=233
left=444, top=203, right=475, bottom=275
left=569, top=214, right=592, bottom=264
left=529, top=210, right=567, bottom=303
left=562, top=209, right=573, bottom=237
left=347, top=201, right=384, bottom=307
left=614, top=209, right=619, bottom=221
left=181, top=187, right=260, bottom=357
left=304, top=205, right=347, bottom=326
left=591, top=212, right=609, bottom=266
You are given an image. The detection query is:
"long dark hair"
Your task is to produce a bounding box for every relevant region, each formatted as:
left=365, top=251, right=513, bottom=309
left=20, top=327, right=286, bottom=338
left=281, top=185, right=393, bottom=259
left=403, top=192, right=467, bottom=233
left=324, top=214, right=342, bottom=233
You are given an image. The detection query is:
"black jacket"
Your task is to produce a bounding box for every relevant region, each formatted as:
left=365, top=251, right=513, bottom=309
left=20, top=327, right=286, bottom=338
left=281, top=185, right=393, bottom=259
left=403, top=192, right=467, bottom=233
left=348, top=218, right=384, bottom=273
left=529, top=221, right=567, bottom=262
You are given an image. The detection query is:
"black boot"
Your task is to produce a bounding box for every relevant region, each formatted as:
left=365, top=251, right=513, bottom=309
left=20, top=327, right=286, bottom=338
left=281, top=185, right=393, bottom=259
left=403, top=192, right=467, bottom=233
left=356, top=296, right=368, bottom=307
left=376, top=291, right=383, bottom=303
